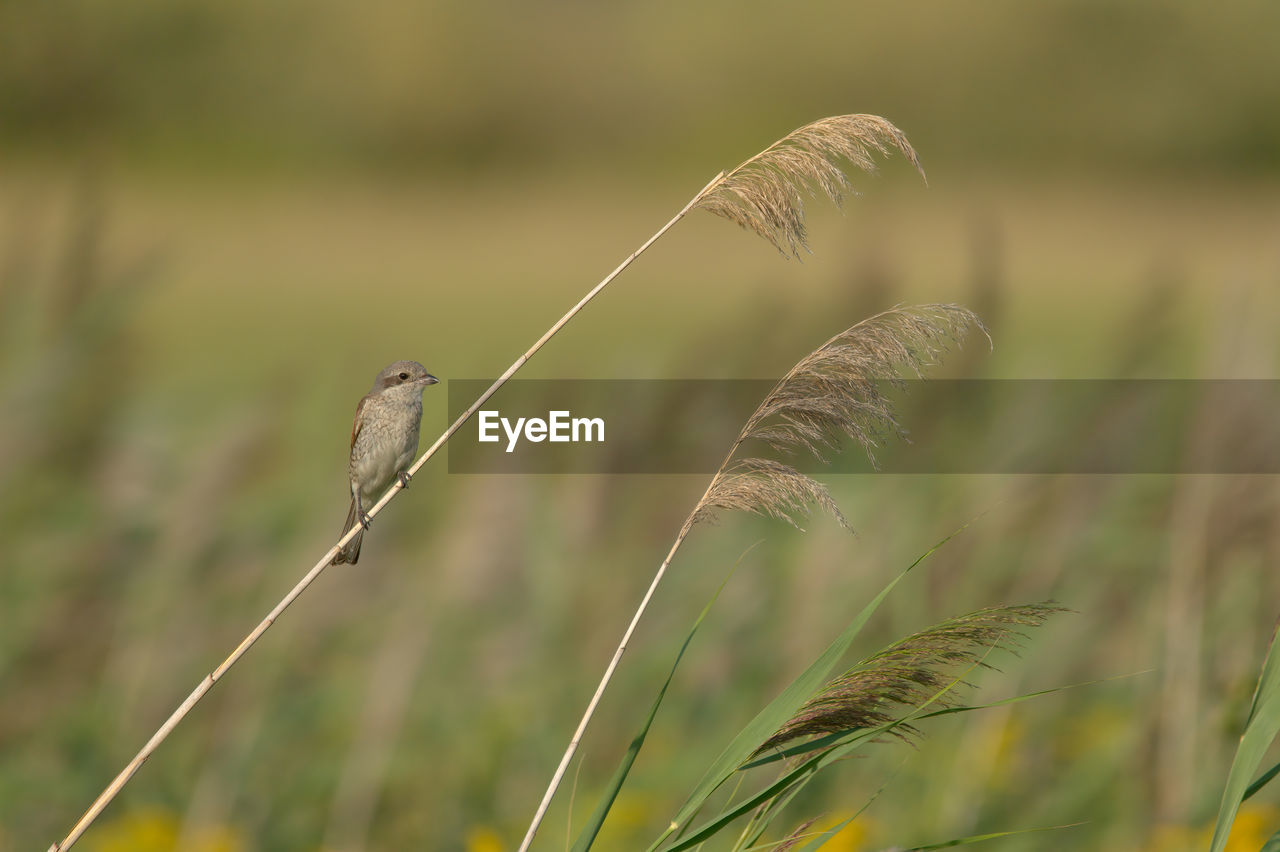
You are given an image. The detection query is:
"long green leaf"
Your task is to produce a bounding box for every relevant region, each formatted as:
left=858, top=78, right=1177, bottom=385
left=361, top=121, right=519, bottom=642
left=734, top=774, right=807, bottom=850
left=571, top=561, right=740, bottom=851
left=907, top=823, right=1084, bottom=850
left=1244, top=759, right=1280, bottom=801
left=740, top=758, right=900, bottom=851
left=1209, top=624, right=1280, bottom=852
left=650, top=527, right=966, bottom=851
left=666, top=743, right=836, bottom=850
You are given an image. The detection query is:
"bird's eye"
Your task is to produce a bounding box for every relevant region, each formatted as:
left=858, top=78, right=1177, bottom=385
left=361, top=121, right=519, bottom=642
left=398, top=372, right=410, bottom=381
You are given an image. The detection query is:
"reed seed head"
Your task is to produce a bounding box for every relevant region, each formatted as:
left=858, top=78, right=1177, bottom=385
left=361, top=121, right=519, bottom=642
left=756, top=603, right=1065, bottom=755
left=694, top=305, right=985, bottom=530
left=696, top=114, right=925, bottom=257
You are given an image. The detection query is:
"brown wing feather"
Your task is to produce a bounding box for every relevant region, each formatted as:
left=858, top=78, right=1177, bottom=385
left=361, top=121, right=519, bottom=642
left=350, top=394, right=369, bottom=450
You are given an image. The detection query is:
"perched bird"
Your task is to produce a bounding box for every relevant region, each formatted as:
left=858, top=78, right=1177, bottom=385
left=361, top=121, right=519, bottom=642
left=333, top=360, right=439, bottom=564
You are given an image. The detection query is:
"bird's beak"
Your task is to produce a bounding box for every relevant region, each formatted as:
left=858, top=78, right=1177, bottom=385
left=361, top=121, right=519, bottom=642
left=423, top=373, right=439, bottom=386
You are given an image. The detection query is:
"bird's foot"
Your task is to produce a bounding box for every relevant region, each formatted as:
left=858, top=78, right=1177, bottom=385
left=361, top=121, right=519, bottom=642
left=359, top=512, right=372, bottom=531
left=397, top=470, right=412, bottom=488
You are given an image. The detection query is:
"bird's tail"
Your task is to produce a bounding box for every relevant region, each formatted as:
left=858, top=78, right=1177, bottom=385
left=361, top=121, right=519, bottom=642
left=333, top=498, right=364, bottom=564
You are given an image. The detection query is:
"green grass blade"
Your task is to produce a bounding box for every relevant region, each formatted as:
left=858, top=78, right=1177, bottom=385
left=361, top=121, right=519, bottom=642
left=740, top=756, right=901, bottom=852
left=665, top=751, right=828, bottom=850
left=915, top=673, right=1145, bottom=722
left=733, top=776, right=805, bottom=850
left=1209, top=624, right=1280, bottom=852
left=650, top=526, right=967, bottom=850
left=907, top=823, right=1084, bottom=850
left=1244, top=759, right=1280, bottom=801
left=789, top=771, right=900, bottom=852
left=570, top=563, right=738, bottom=852
left=1261, top=827, right=1280, bottom=852
left=739, top=728, right=875, bottom=770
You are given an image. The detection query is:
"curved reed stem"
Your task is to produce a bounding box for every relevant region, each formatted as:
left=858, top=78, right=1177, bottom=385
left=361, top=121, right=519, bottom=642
left=516, top=516, right=701, bottom=852
left=46, top=173, right=725, bottom=852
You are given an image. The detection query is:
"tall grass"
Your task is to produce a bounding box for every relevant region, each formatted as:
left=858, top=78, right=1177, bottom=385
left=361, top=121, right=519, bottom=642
left=9, top=120, right=1278, bottom=851
left=1208, top=623, right=1280, bottom=851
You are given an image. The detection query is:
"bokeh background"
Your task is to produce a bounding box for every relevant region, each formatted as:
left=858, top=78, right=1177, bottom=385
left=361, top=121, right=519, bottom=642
left=2, top=1, right=1279, bottom=850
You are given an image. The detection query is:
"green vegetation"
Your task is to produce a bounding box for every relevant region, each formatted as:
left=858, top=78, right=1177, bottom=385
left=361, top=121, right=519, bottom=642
left=2, top=3, right=1279, bottom=850
left=3, top=1, right=1279, bottom=177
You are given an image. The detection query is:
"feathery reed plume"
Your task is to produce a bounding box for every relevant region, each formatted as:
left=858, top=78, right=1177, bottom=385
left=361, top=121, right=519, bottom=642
left=693, top=304, right=984, bottom=530
left=521, top=305, right=983, bottom=851
left=757, top=603, right=1064, bottom=754
left=48, top=116, right=924, bottom=852
left=696, top=457, right=850, bottom=531
left=696, top=114, right=925, bottom=257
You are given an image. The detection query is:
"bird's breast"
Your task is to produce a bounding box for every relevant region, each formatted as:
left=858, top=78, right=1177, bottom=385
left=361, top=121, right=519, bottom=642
left=349, top=396, right=423, bottom=498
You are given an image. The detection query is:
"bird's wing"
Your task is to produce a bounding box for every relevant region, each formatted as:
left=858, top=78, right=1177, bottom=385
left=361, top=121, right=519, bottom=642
left=350, top=394, right=369, bottom=450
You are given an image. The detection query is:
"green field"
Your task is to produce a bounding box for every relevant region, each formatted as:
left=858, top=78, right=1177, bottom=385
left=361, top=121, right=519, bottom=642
left=3, top=3, right=1280, bottom=851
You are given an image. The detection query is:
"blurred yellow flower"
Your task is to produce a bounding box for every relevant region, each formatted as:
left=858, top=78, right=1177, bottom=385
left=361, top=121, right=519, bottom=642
left=1141, top=821, right=1200, bottom=852
left=605, top=789, right=659, bottom=829
left=1218, top=803, right=1280, bottom=851
left=1140, top=804, right=1279, bottom=852
left=86, top=807, right=240, bottom=852
left=1052, top=705, right=1129, bottom=762
left=818, top=813, right=879, bottom=852
left=965, top=712, right=1026, bottom=791
left=465, top=825, right=505, bottom=852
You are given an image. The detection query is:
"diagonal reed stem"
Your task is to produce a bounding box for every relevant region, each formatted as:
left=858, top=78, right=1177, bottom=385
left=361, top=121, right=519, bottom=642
left=47, top=171, right=726, bottom=852
left=516, top=369, right=767, bottom=851
left=516, top=513, right=697, bottom=852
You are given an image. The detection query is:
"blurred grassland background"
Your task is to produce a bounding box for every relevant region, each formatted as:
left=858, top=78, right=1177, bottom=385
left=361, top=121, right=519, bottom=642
left=2, top=1, right=1279, bottom=850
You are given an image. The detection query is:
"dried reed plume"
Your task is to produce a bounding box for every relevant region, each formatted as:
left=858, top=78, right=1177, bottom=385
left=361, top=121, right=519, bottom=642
left=757, top=603, right=1064, bottom=754
left=693, top=304, right=985, bottom=530
left=697, top=457, right=851, bottom=531
left=696, top=114, right=925, bottom=256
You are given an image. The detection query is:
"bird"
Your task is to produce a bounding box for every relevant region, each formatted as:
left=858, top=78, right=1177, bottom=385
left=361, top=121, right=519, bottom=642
left=333, top=360, right=439, bottom=564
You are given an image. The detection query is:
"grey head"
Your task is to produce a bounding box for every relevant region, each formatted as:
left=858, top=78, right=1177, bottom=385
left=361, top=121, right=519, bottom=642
left=372, top=360, right=439, bottom=392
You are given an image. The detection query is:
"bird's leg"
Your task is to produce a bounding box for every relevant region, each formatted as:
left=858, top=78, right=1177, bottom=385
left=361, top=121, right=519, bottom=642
left=397, top=469, right=412, bottom=488
left=357, top=495, right=372, bottom=530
